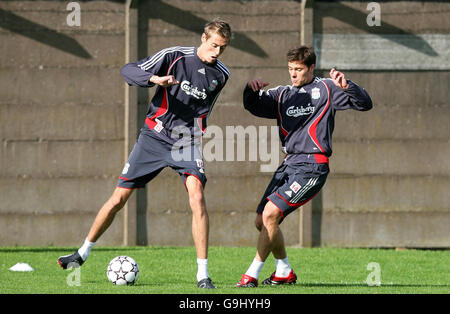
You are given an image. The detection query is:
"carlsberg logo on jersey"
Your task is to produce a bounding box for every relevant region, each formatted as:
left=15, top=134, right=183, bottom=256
left=286, top=104, right=315, bottom=117
left=180, top=80, right=207, bottom=100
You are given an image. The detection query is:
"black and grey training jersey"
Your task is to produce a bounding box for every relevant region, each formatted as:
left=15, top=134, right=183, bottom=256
left=243, top=77, right=373, bottom=164
left=121, top=46, right=230, bottom=145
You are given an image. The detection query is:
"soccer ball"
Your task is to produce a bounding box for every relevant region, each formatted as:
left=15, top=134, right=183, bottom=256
left=106, top=256, right=139, bottom=286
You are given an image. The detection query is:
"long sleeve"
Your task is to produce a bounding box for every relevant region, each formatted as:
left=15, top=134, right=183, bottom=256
left=121, top=46, right=192, bottom=88
left=243, top=85, right=279, bottom=119
left=121, top=61, right=155, bottom=87
left=327, top=79, right=373, bottom=111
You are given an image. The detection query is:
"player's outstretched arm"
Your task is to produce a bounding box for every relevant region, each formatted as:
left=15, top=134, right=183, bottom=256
left=328, top=68, right=373, bottom=111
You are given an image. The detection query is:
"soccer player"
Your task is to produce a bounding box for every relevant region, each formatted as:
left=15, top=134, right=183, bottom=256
left=58, top=18, right=231, bottom=289
left=235, top=46, right=373, bottom=287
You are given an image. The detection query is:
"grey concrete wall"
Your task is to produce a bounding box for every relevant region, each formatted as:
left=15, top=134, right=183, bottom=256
left=0, top=0, right=448, bottom=248
left=0, top=1, right=126, bottom=245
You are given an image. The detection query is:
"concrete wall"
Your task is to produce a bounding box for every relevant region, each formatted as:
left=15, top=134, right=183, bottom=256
left=0, top=1, right=126, bottom=245
left=0, top=0, right=448, bottom=247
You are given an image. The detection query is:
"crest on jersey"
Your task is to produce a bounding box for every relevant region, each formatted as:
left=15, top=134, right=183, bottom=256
left=311, top=87, right=321, bottom=100
left=209, top=79, right=218, bottom=92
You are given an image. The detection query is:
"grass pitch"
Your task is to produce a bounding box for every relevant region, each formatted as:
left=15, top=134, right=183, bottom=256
left=0, top=246, right=448, bottom=294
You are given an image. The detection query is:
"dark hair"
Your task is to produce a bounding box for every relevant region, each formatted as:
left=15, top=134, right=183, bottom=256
left=204, top=18, right=232, bottom=41
left=286, top=46, right=316, bottom=68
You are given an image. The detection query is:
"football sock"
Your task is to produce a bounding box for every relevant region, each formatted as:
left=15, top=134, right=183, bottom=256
left=275, top=257, right=292, bottom=278
left=245, top=258, right=265, bottom=279
left=196, top=258, right=209, bottom=282
left=77, top=237, right=95, bottom=261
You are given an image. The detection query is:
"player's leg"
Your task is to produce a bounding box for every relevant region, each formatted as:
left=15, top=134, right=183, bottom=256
left=87, top=187, right=134, bottom=242
left=253, top=210, right=294, bottom=286
left=258, top=203, right=295, bottom=285
left=171, top=144, right=214, bottom=288
left=57, top=187, right=134, bottom=269
left=238, top=162, right=330, bottom=287
left=58, top=133, right=165, bottom=270
left=255, top=212, right=287, bottom=259
left=236, top=165, right=288, bottom=287
left=236, top=202, right=285, bottom=287
left=184, top=175, right=215, bottom=288
left=237, top=202, right=296, bottom=288
left=260, top=163, right=329, bottom=285
left=256, top=201, right=283, bottom=262
left=186, top=175, right=209, bottom=260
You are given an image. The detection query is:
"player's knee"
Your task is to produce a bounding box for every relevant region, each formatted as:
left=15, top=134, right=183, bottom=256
left=188, top=189, right=204, bottom=205
left=109, top=196, right=126, bottom=212
left=108, top=190, right=130, bottom=212
left=262, top=203, right=281, bottom=226
left=186, top=179, right=205, bottom=205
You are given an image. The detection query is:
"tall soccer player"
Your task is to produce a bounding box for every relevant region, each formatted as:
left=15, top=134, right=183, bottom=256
left=235, top=46, right=373, bottom=287
left=58, top=18, right=231, bottom=289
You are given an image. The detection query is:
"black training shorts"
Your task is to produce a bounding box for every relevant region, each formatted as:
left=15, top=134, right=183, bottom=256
left=256, top=162, right=329, bottom=221
left=117, top=131, right=206, bottom=189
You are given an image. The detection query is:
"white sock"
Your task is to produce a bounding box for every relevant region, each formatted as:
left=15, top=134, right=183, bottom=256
left=77, top=238, right=95, bottom=261
left=275, top=257, right=292, bottom=278
left=196, top=258, right=209, bottom=282
left=245, top=258, right=265, bottom=279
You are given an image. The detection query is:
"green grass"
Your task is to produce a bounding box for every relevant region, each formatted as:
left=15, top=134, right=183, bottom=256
left=0, top=246, right=449, bottom=294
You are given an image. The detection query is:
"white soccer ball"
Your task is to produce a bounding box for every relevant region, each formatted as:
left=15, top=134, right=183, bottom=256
left=106, top=256, right=139, bottom=286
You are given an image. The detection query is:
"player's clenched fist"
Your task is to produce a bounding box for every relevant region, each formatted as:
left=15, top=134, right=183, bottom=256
left=150, top=75, right=180, bottom=88
left=330, top=68, right=349, bottom=90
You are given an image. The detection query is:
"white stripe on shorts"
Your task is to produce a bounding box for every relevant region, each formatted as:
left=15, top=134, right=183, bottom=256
left=290, top=177, right=318, bottom=204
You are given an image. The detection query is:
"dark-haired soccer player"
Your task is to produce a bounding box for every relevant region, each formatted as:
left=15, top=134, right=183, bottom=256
left=236, top=46, right=373, bottom=287
left=58, top=18, right=231, bottom=289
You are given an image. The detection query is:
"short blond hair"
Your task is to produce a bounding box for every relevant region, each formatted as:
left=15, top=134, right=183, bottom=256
left=204, top=18, right=232, bottom=41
